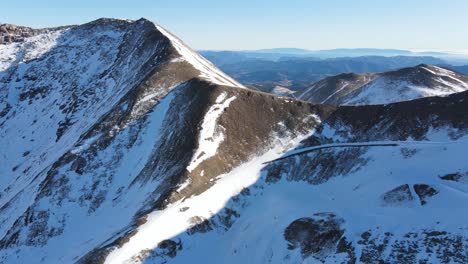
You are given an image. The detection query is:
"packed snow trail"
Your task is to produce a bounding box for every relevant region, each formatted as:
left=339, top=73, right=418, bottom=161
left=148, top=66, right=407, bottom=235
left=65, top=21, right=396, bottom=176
left=263, top=140, right=467, bottom=164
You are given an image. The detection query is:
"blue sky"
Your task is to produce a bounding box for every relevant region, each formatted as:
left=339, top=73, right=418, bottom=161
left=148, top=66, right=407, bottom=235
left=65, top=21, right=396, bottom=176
left=2, top=0, right=468, bottom=51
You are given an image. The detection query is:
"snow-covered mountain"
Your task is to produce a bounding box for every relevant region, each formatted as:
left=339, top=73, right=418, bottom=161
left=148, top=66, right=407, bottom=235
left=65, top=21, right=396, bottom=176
left=0, top=18, right=467, bottom=264
left=299, top=64, right=468, bottom=105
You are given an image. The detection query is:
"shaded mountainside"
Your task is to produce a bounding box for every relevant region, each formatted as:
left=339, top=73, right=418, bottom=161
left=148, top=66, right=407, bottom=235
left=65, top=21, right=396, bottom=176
left=0, top=18, right=467, bottom=264
left=299, top=64, right=468, bottom=105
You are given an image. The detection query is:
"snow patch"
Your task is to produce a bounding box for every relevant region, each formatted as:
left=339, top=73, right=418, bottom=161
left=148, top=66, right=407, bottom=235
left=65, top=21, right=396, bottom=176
left=176, top=178, right=192, bottom=193
left=271, top=86, right=295, bottom=96
left=186, top=92, right=237, bottom=172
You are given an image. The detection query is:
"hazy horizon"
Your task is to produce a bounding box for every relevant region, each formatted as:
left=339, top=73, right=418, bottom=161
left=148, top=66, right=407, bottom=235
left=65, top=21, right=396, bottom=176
left=3, top=0, right=468, bottom=51
left=197, top=47, right=468, bottom=54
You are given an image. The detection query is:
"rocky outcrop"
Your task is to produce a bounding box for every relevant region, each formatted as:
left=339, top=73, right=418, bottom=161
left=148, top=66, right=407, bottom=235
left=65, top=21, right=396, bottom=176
left=0, top=23, right=64, bottom=44
left=381, top=184, right=414, bottom=205
left=284, top=213, right=345, bottom=260
left=413, top=184, right=439, bottom=205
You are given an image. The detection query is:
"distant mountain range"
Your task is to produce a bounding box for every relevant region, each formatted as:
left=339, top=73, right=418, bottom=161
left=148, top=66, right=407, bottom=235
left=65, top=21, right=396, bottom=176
left=244, top=48, right=450, bottom=58
left=200, top=48, right=468, bottom=62
left=199, top=54, right=448, bottom=94
left=200, top=49, right=468, bottom=96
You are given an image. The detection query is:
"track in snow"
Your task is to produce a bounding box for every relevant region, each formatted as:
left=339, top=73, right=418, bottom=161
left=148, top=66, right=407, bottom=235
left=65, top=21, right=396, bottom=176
left=263, top=140, right=466, bottom=164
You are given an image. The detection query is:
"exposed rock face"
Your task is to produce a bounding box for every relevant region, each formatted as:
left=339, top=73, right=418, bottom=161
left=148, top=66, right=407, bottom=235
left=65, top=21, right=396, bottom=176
left=0, top=24, right=45, bottom=44
left=282, top=215, right=467, bottom=264
left=413, top=184, right=439, bottom=205
left=440, top=172, right=468, bottom=183
left=356, top=229, right=467, bottom=263
left=284, top=213, right=345, bottom=260
left=1, top=18, right=468, bottom=264
left=299, top=64, right=468, bottom=105
left=381, top=184, right=414, bottom=205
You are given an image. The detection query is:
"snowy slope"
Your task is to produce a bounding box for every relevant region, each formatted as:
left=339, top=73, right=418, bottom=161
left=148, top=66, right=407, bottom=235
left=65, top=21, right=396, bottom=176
left=299, top=64, right=468, bottom=105
left=120, top=134, right=468, bottom=264
left=0, top=21, right=140, bottom=240
left=97, top=89, right=468, bottom=264
left=1, top=18, right=467, bottom=264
